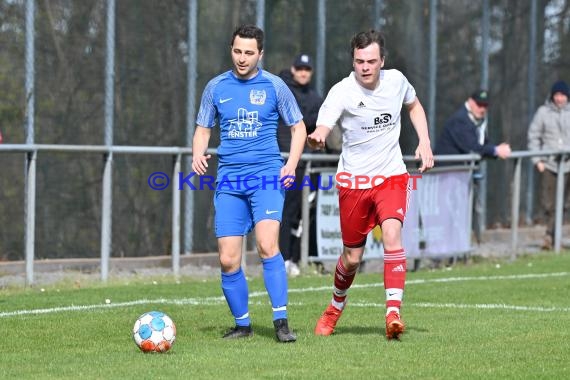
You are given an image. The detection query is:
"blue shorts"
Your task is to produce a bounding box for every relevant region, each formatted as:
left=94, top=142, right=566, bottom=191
left=214, top=170, right=285, bottom=238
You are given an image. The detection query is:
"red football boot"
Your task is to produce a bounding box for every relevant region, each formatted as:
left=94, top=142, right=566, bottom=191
left=385, top=311, right=405, bottom=340
left=314, top=304, right=343, bottom=336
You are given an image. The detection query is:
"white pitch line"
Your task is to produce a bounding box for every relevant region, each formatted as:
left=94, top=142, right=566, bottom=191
left=1, top=272, right=568, bottom=318
left=282, top=271, right=570, bottom=294
left=345, top=301, right=570, bottom=313
left=249, top=300, right=570, bottom=313
left=0, top=296, right=226, bottom=318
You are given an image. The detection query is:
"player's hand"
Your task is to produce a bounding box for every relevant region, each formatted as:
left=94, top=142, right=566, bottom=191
left=280, top=165, right=296, bottom=189
left=415, top=141, right=434, bottom=173
left=192, top=154, right=211, bottom=175
left=307, top=131, right=326, bottom=150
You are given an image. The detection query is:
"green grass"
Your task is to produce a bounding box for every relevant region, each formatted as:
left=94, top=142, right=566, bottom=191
left=1, top=253, right=570, bottom=379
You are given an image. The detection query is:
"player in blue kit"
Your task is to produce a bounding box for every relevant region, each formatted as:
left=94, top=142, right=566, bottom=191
left=192, top=24, right=307, bottom=342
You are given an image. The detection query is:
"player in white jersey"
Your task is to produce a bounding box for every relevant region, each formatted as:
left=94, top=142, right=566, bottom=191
left=308, top=30, right=434, bottom=340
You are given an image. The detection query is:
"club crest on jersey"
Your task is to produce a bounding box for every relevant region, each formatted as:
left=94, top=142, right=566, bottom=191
left=250, top=90, right=266, bottom=105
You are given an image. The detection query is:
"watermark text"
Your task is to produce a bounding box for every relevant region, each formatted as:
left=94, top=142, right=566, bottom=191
left=147, top=172, right=422, bottom=191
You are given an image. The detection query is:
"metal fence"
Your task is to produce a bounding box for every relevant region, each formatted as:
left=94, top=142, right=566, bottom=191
left=2, top=0, right=570, bottom=283
left=1, top=143, right=568, bottom=284
left=3, top=0, right=569, bottom=259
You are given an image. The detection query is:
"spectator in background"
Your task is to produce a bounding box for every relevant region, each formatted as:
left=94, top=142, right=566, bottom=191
left=528, top=80, right=570, bottom=250
left=277, top=53, right=323, bottom=277
left=434, top=90, right=511, bottom=244
left=0, top=129, right=3, bottom=144
left=435, top=90, right=511, bottom=159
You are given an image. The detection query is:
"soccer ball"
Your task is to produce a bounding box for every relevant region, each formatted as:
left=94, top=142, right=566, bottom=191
left=132, top=311, right=176, bottom=353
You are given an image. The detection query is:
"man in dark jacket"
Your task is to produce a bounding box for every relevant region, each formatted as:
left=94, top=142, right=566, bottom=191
left=435, top=90, right=511, bottom=159
left=435, top=90, right=511, bottom=245
left=277, top=54, right=324, bottom=276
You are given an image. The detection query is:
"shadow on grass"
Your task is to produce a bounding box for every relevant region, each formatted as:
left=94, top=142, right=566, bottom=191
left=196, top=323, right=282, bottom=341
left=196, top=322, right=429, bottom=340
left=327, top=324, right=429, bottom=336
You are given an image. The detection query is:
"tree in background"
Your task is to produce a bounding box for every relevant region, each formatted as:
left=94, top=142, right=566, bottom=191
left=0, top=0, right=569, bottom=260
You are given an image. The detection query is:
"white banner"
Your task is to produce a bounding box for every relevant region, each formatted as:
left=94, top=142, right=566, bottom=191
left=316, top=171, right=471, bottom=260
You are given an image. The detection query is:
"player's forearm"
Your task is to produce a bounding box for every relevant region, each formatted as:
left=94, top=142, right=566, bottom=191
left=192, top=126, right=211, bottom=156
left=286, top=121, right=308, bottom=168
left=408, top=100, right=431, bottom=144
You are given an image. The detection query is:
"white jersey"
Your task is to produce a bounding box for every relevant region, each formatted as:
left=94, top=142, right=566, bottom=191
left=317, top=69, right=416, bottom=189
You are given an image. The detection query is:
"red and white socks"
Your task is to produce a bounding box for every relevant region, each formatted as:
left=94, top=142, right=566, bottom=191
left=328, top=248, right=406, bottom=316
left=383, top=248, right=406, bottom=315
left=330, top=256, right=357, bottom=311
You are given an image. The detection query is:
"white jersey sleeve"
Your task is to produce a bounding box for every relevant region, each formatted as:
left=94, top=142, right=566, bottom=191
left=402, top=75, right=416, bottom=105
left=316, top=82, right=345, bottom=130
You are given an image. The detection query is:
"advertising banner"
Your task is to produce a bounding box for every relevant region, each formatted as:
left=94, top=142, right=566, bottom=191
left=316, top=171, right=471, bottom=260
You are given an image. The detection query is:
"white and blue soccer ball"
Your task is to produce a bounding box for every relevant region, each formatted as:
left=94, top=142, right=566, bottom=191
left=132, top=311, right=176, bottom=353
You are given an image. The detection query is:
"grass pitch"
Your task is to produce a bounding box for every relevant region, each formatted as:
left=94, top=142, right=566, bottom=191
left=1, top=252, right=569, bottom=379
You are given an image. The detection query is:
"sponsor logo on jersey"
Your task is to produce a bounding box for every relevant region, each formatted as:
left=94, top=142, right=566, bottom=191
left=362, top=113, right=396, bottom=133
left=375, top=113, right=392, bottom=124
left=227, top=108, right=262, bottom=138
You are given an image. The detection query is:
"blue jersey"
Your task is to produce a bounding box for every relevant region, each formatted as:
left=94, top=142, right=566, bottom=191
left=196, top=69, right=302, bottom=179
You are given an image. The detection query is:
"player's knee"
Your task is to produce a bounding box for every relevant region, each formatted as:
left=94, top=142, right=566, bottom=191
left=380, top=227, right=401, bottom=248
left=342, top=247, right=363, bottom=269
left=256, top=239, right=279, bottom=258
left=219, top=252, right=241, bottom=272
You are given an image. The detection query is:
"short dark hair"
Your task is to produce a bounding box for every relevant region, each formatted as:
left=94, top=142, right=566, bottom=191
left=350, top=30, right=386, bottom=59
left=231, top=24, right=264, bottom=52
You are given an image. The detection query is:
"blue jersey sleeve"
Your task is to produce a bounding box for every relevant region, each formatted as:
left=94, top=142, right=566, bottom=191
left=196, top=76, right=223, bottom=128
left=266, top=74, right=303, bottom=126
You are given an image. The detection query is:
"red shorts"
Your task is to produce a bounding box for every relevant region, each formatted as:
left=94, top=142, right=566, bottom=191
left=338, top=173, right=410, bottom=248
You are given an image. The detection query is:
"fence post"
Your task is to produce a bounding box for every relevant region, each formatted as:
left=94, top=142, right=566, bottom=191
left=184, top=0, right=198, bottom=256
left=171, top=154, right=181, bottom=276
left=300, top=161, right=312, bottom=268
left=100, top=152, right=113, bottom=281
left=100, top=0, right=116, bottom=282
left=510, top=157, right=522, bottom=259
left=25, top=150, right=37, bottom=286
left=24, top=0, right=36, bottom=286
left=554, top=155, right=565, bottom=253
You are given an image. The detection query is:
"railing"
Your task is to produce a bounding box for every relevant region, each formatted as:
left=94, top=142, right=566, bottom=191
left=298, top=153, right=479, bottom=266
left=2, top=144, right=193, bottom=284
left=507, top=150, right=568, bottom=257
left=1, top=143, right=568, bottom=284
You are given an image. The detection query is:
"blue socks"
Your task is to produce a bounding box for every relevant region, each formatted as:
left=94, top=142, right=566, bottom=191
left=221, top=268, right=250, bottom=327
left=262, top=254, right=288, bottom=321
left=221, top=254, right=289, bottom=326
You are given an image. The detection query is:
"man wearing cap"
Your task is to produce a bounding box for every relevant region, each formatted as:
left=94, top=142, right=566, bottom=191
left=434, top=90, right=511, bottom=245
left=528, top=80, right=570, bottom=250
left=435, top=90, right=511, bottom=159
left=277, top=54, right=324, bottom=277
left=278, top=54, right=323, bottom=138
